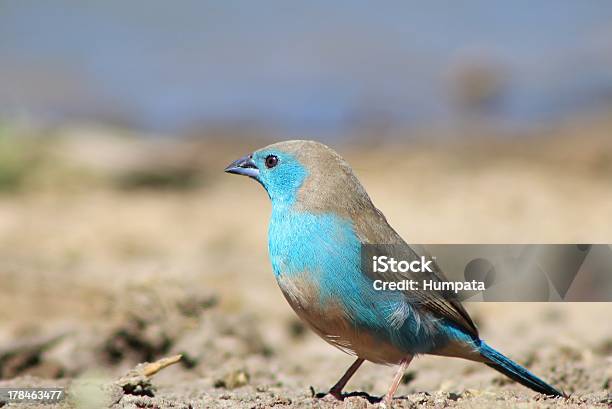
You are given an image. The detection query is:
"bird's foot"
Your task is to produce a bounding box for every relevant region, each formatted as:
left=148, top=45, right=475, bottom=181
left=378, top=398, right=392, bottom=408
left=313, top=388, right=344, bottom=401
left=325, top=388, right=344, bottom=401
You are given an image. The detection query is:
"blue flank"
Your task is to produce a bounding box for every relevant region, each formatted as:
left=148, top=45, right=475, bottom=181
left=269, top=207, right=473, bottom=355
left=254, top=149, right=469, bottom=355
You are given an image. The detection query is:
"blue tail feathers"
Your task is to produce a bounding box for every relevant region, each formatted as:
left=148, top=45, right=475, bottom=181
left=479, top=342, right=564, bottom=397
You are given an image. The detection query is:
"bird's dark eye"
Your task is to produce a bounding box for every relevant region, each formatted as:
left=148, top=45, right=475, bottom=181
left=265, top=155, right=278, bottom=169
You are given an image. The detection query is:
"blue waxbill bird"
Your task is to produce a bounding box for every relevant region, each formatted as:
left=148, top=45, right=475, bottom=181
left=225, top=140, right=563, bottom=407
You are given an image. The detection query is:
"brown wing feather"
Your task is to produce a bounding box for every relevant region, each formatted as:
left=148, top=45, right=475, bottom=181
left=355, top=207, right=479, bottom=339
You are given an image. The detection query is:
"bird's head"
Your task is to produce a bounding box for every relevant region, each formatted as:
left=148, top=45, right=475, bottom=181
left=225, top=140, right=372, bottom=213
left=224, top=142, right=307, bottom=204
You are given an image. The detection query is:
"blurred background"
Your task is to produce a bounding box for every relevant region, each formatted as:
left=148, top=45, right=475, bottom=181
left=2, top=1, right=612, bottom=135
left=0, top=1, right=611, bottom=407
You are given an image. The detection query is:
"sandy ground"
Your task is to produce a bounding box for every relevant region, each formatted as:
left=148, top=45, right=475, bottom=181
left=0, top=127, right=611, bottom=408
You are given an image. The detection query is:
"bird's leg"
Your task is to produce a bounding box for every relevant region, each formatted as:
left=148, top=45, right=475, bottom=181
left=382, top=356, right=413, bottom=408
left=328, top=357, right=365, bottom=400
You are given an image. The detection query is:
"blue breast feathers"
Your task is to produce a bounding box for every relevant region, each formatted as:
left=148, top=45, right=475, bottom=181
left=268, top=208, right=459, bottom=356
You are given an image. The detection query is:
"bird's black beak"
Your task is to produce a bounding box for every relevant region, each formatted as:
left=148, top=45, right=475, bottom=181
left=224, top=154, right=259, bottom=178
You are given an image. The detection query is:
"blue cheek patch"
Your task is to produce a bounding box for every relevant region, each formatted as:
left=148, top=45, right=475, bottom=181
left=255, top=152, right=308, bottom=206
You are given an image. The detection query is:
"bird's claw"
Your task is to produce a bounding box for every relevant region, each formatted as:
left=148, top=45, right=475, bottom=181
left=378, top=396, right=395, bottom=408
left=313, top=389, right=344, bottom=401
left=326, top=389, right=344, bottom=401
